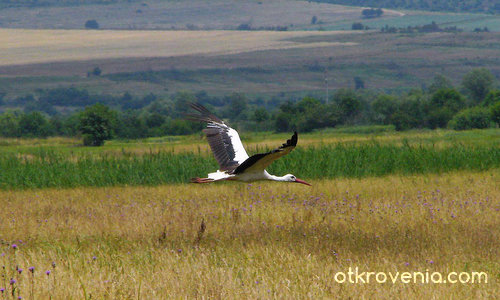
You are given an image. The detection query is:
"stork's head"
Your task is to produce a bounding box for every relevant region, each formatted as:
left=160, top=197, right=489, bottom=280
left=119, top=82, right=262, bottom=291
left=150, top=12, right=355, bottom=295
left=284, top=174, right=311, bottom=186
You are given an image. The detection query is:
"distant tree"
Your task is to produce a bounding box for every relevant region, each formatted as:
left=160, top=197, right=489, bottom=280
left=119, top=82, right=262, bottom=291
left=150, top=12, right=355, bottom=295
left=18, top=112, right=52, bottom=137
left=462, top=68, right=495, bottom=103
left=0, top=91, right=5, bottom=106
left=426, top=88, right=465, bottom=128
left=23, top=100, right=57, bottom=116
left=145, top=113, right=166, bottom=128
left=491, top=101, right=500, bottom=126
left=85, top=19, right=100, bottom=29
left=428, top=74, right=453, bottom=94
left=354, top=76, right=365, bottom=89
left=0, top=111, right=20, bottom=137
left=163, top=119, right=194, bottom=135
left=296, top=98, right=339, bottom=132
left=397, top=92, right=426, bottom=129
left=225, top=93, right=248, bottom=120
left=362, top=8, right=383, bottom=18
left=473, top=27, right=489, bottom=32
left=372, top=94, right=397, bottom=124
left=352, top=22, right=365, bottom=30
left=236, top=23, right=252, bottom=30
left=173, top=91, right=196, bottom=114
left=420, top=21, right=440, bottom=33
left=253, top=107, right=269, bottom=123
left=91, top=66, right=102, bottom=76
left=14, top=94, right=36, bottom=105
left=429, top=88, right=465, bottom=112
left=275, top=112, right=293, bottom=132
left=333, top=89, right=361, bottom=123
left=78, top=104, right=116, bottom=146
left=449, top=107, right=492, bottom=130
left=482, top=89, right=500, bottom=107
left=116, top=111, right=147, bottom=139
left=61, top=114, right=81, bottom=136
left=311, top=16, right=318, bottom=25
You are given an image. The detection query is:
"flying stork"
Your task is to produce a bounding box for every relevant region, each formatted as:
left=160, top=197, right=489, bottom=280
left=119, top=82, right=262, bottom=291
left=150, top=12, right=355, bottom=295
left=187, top=103, right=311, bottom=186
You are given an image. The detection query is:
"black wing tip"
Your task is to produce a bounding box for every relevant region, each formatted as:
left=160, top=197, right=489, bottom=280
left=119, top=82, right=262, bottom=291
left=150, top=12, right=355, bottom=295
left=282, top=131, right=297, bottom=148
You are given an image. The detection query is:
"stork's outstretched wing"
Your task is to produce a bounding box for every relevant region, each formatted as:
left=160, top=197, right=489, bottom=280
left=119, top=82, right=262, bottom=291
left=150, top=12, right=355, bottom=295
left=233, top=132, right=297, bottom=174
left=186, top=103, right=249, bottom=172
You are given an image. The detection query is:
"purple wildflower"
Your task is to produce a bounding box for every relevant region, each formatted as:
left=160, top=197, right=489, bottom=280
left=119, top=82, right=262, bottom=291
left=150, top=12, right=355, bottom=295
left=9, top=279, right=16, bottom=285
left=92, top=256, right=97, bottom=260
left=29, top=266, right=35, bottom=273
left=46, top=270, right=51, bottom=276
left=51, top=261, right=56, bottom=268
left=17, top=268, right=23, bottom=274
left=11, top=244, right=17, bottom=249
left=404, top=262, right=410, bottom=266
left=0, top=288, right=4, bottom=293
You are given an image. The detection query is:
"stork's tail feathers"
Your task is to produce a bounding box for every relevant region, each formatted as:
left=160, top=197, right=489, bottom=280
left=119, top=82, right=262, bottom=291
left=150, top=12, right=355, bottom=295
left=190, top=177, right=215, bottom=184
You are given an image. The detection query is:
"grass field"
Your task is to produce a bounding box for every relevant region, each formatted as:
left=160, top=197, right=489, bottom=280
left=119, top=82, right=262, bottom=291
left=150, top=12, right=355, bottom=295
left=0, top=171, right=498, bottom=298
left=0, top=130, right=498, bottom=297
left=0, top=129, right=499, bottom=189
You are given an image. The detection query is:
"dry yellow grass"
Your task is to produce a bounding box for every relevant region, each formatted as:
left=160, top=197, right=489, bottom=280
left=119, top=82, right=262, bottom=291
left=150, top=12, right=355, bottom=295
left=0, top=29, right=355, bottom=66
left=0, top=171, right=498, bottom=298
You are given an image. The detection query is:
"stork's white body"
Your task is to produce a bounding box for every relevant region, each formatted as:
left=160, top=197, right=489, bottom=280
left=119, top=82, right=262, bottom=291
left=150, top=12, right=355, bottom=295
left=187, top=103, right=310, bottom=186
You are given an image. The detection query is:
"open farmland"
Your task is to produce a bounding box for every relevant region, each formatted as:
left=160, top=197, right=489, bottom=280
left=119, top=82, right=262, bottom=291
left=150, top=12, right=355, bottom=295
left=0, top=0, right=403, bottom=30
left=0, top=171, right=498, bottom=298
left=1, top=29, right=500, bottom=98
left=0, top=29, right=355, bottom=66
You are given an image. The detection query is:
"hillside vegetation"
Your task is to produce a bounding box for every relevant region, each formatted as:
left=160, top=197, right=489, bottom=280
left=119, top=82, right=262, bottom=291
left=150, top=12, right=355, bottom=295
left=313, top=0, right=500, bottom=13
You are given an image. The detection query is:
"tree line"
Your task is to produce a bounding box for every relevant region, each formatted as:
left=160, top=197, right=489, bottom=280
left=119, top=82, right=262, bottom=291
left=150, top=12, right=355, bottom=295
left=0, top=68, right=499, bottom=145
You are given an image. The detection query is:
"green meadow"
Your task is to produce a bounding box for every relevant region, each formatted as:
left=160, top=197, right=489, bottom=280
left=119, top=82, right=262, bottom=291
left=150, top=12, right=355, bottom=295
left=1, top=128, right=498, bottom=189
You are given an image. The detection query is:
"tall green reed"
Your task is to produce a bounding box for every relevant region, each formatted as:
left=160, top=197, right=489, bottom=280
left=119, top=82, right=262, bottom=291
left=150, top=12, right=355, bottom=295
left=0, top=143, right=498, bottom=189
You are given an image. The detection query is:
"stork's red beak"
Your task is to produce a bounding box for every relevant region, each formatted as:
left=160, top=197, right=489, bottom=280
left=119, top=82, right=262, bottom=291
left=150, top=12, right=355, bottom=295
left=295, top=178, right=311, bottom=186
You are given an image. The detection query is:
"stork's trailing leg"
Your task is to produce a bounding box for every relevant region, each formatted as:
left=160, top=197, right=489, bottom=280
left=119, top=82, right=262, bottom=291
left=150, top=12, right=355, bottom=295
left=190, top=177, right=215, bottom=183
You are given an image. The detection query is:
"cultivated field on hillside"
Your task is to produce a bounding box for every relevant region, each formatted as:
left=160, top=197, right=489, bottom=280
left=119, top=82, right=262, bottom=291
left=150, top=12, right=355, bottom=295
left=0, top=0, right=403, bottom=30
left=321, top=10, right=500, bottom=32
left=0, top=29, right=355, bottom=66
left=1, top=29, right=499, bottom=97
left=1, top=0, right=498, bottom=32
left=0, top=171, right=498, bottom=298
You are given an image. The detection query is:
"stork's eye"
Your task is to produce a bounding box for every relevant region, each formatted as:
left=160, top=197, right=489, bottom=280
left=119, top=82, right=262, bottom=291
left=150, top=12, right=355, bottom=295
left=291, top=176, right=296, bottom=180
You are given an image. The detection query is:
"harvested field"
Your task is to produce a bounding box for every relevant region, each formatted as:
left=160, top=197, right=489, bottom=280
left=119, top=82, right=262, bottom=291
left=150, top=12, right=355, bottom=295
left=0, top=29, right=355, bottom=66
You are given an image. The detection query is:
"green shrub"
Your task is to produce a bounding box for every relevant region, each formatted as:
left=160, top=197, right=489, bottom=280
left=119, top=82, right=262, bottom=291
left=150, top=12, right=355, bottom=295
left=449, top=107, right=492, bottom=130
left=491, top=101, right=500, bottom=126
left=78, top=104, right=116, bottom=146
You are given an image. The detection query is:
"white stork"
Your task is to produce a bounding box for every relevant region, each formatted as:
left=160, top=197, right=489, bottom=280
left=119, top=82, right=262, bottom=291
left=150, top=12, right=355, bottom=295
left=187, top=103, right=311, bottom=186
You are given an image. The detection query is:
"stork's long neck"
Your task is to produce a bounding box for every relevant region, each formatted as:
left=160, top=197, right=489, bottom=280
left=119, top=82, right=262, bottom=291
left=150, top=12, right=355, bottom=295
left=266, top=173, right=287, bottom=182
